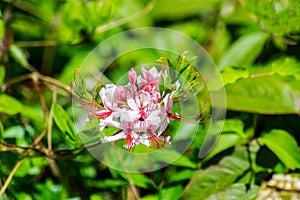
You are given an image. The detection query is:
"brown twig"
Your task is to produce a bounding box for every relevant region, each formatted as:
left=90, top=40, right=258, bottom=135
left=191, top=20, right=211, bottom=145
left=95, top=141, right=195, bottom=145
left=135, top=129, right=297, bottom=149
left=94, top=0, right=156, bottom=34
left=114, top=148, right=140, bottom=200
left=32, top=78, right=47, bottom=145
left=0, top=73, right=65, bottom=196
left=0, top=159, right=25, bottom=196
left=14, top=40, right=57, bottom=47
left=2, top=72, right=70, bottom=92
left=47, top=87, right=57, bottom=151
left=1, top=0, right=50, bottom=21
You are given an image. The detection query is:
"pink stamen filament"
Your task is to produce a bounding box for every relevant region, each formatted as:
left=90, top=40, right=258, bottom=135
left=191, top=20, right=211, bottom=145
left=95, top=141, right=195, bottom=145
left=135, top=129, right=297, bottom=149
left=94, top=110, right=112, bottom=118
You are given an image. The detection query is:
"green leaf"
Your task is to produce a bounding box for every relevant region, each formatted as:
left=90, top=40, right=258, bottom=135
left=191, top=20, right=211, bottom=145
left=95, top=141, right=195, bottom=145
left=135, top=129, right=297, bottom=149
left=34, top=179, right=68, bottom=200
left=116, top=171, right=153, bottom=189
left=52, top=103, right=80, bottom=146
left=0, top=93, right=23, bottom=115
left=245, top=0, right=300, bottom=37
left=159, top=185, right=182, bottom=200
left=207, top=184, right=259, bottom=200
left=21, top=106, right=44, bottom=131
left=219, top=32, right=268, bottom=69
left=221, top=119, right=245, bottom=134
left=3, top=125, right=25, bottom=139
left=203, top=134, right=246, bottom=162
left=0, top=16, right=4, bottom=41
left=224, top=75, right=300, bottom=114
left=258, top=129, right=300, bottom=169
left=167, top=169, right=194, bottom=184
left=152, top=0, right=221, bottom=20
left=140, top=195, right=158, bottom=200
left=271, top=57, right=300, bottom=81
left=73, top=68, right=93, bottom=101
left=207, top=23, right=231, bottom=64
left=150, top=150, right=197, bottom=169
left=91, top=179, right=127, bottom=189
left=0, top=120, right=3, bottom=140
left=0, top=94, right=43, bottom=130
left=9, top=44, right=29, bottom=68
left=221, top=66, right=249, bottom=86
left=0, top=65, right=5, bottom=86
left=15, top=157, right=47, bottom=177
left=181, top=146, right=250, bottom=200
left=202, top=119, right=249, bottom=161
left=3, top=125, right=29, bottom=146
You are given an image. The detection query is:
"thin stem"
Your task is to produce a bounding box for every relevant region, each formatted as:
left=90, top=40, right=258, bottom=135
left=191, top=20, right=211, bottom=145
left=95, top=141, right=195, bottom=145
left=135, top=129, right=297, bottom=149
left=14, top=40, right=57, bottom=47
left=2, top=73, right=32, bottom=90
left=252, top=114, right=259, bottom=138
left=32, top=79, right=47, bottom=145
left=1, top=0, right=49, bottom=21
left=94, top=0, right=156, bottom=34
left=0, top=158, right=25, bottom=196
left=3, top=72, right=70, bottom=92
left=47, top=87, right=57, bottom=151
left=114, top=148, right=140, bottom=200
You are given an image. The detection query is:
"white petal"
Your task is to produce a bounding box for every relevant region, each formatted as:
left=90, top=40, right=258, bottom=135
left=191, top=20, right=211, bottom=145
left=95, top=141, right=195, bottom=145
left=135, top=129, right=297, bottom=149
left=120, top=109, right=140, bottom=122
left=102, top=131, right=126, bottom=143
left=149, top=67, right=159, bottom=79
left=127, top=98, right=139, bottom=111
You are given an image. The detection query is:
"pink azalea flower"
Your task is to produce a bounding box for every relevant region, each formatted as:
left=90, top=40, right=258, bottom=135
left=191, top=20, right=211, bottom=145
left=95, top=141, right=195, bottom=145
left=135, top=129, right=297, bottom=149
left=137, top=66, right=161, bottom=101
left=138, top=66, right=160, bottom=90
left=94, top=85, right=120, bottom=131
left=88, top=65, right=203, bottom=150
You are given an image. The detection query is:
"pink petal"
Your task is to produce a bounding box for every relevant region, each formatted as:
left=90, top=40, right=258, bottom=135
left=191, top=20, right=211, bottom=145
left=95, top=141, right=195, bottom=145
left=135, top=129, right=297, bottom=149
left=116, top=85, right=126, bottom=101
left=128, top=68, right=137, bottom=86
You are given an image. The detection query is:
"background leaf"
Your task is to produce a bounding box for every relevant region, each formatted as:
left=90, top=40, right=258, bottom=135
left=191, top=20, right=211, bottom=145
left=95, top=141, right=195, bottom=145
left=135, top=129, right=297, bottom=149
left=52, top=103, right=80, bottom=146
left=181, top=146, right=250, bottom=200
left=9, top=45, right=29, bottom=69
left=218, top=32, right=268, bottom=69
left=258, top=129, right=300, bottom=169
left=224, top=75, right=300, bottom=114
left=0, top=94, right=23, bottom=115
left=245, top=0, right=300, bottom=37
left=207, top=184, right=259, bottom=200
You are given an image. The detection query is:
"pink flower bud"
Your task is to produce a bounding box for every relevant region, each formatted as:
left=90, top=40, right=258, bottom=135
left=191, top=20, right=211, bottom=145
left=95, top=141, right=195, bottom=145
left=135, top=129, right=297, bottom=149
left=128, top=68, right=137, bottom=86
left=116, top=85, right=126, bottom=101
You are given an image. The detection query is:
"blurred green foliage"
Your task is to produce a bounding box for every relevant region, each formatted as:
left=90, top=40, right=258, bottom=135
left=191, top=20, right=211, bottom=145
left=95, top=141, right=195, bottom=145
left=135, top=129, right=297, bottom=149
left=0, top=0, right=300, bottom=199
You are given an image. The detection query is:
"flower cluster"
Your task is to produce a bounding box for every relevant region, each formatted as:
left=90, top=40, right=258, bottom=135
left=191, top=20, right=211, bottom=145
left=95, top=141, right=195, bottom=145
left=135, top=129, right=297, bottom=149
left=91, top=66, right=181, bottom=150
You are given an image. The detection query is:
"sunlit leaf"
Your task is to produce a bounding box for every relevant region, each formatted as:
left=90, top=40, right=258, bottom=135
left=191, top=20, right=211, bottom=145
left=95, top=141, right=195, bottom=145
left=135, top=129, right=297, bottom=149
left=221, top=66, right=249, bottom=86
left=152, top=0, right=221, bottom=20
left=245, top=0, right=300, bottom=38
left=181, top=146, right=250, bottom=200
left=203, top=134, right=247, bottom=162
left=52, top=103, right=80, bottom=146
left=0, top=65, right=5, bottom=86
left=218, top=32, right=268, bottom=69
left=166, top=169, right=194, bottom=184
left=140, top=195, right=158, bottom=200
left=3, top=125, right=25, bottom=139
left=258, top=129, right=300, bottom=169
left=0, top=12, right=4, bottom=39
left=271, top=57, right=300, bottom=81
left=224, top=75, right=300, bottom=114
left=0, top=94, right=23, bottom=115
left=207, top=183, right=259, bottom=200
left=9, top=45, right=29, bottom=68
left=159, top=185, right=182, bottom=200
